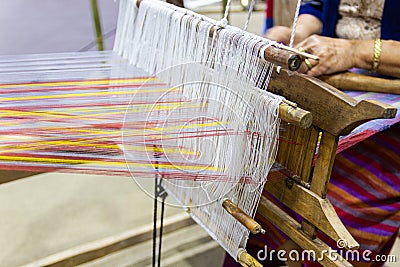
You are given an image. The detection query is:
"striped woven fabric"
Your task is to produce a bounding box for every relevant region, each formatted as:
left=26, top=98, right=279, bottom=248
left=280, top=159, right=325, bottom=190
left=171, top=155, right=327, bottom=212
left=317, top=123, right=400, bottom=266
left=0, top=51, right=154, bottom=176
left=338, top=90, right=400, bottom=153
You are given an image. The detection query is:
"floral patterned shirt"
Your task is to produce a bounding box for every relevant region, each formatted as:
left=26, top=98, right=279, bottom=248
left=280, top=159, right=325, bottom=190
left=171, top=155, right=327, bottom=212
left=336, top=0, right=385, bottom=40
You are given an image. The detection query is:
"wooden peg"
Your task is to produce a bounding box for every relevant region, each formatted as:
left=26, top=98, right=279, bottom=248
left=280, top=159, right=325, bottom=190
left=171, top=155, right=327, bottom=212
left=237, top=249, right=263, bottom=267
left=222, top=199, right=265, bottom=235
left=278, top=101, right=312, bottom=129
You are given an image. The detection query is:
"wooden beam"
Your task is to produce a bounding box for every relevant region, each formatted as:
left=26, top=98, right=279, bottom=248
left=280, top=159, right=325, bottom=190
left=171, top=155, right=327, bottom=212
left=258, top=196, right=354, bottom=267
left=20, top=214, right=194, bottom=267
left=0, top=170, right=41, bottom=185
left=320, top=72, right=400, bottom=95
left=264, top=179, right=359, bottom=250
left=268, top=68, right=397, bottom=135
left=310, top=132, right=338, bottom=198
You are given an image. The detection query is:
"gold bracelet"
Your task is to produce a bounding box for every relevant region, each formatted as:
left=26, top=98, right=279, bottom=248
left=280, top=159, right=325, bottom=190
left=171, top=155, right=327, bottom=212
left=372, top=38, right=382, bottom=72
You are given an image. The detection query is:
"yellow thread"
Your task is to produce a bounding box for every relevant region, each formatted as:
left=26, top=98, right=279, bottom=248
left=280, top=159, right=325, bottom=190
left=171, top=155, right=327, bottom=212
left=0, top=140, right=197, bottom=156
left=0, top=155, right=218, bottom=171
left=0, top=87, right=175, bottom=102
left=0, top=78, right=158, bottom=89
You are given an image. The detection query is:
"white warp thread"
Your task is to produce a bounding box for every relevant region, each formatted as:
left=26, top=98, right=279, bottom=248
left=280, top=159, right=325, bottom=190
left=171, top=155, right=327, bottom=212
left=289, top=0, right=303, bottom=48
left=114, top=0, right=283, bottom=260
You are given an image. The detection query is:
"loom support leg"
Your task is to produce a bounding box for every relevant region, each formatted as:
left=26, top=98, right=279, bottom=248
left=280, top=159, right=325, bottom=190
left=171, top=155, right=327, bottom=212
left=264, top=180, right=359, bottom=250
left=258, top=197, right=353, bottom=267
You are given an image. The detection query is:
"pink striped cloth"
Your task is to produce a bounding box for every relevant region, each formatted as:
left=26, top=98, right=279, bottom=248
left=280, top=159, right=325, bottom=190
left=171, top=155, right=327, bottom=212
left=338, top=90, right=400, bottom=153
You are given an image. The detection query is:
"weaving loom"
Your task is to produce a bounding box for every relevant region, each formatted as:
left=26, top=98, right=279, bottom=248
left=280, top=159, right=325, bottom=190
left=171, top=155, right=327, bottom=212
left=1, top=0, right=399, bottom=266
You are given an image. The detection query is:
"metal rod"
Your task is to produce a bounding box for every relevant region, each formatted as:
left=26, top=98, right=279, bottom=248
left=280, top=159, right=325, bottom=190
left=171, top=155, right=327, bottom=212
left=90, top=0, right=104, bottom=51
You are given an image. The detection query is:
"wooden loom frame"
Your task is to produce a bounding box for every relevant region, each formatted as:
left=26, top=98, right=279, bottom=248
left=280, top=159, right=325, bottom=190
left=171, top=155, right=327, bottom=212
left=0, top=2, right=397, bottom=265
left=258, top=68, right=396, bottom=267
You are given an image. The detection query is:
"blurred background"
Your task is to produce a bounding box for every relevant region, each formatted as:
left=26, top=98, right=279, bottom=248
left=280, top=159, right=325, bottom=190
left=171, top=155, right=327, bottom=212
left=0, top=0, right=266, bottom=56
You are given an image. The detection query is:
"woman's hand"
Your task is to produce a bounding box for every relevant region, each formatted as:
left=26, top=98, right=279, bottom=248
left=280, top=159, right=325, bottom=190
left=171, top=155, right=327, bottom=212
left=264, top=26, right=292, bottom=44
left=295, top=35, right=359, bottom=76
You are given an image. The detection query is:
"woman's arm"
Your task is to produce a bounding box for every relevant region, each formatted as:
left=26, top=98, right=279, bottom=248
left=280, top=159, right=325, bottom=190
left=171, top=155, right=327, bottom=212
left=264, top=0, right=324, bottom=45
left=264, top=14, right=322, bottom=45
left=355, top=39, right=400, bottom=78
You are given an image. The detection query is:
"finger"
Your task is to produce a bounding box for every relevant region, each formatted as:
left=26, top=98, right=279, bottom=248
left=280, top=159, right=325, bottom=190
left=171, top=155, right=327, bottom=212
left=297, top=63, right=308, bottom=74
left=264, top=26, right=291, bottom=44
left=306, top=65, right=326, bottom=77
left=307, top=58, right=319, bottom=67
left=295, top=39, right=312, bottom=52
left=295, top=35, right=321, bottom=54
left=298, top=57, right=319, bottom=74
left=304, top=59, right=313, bottom=70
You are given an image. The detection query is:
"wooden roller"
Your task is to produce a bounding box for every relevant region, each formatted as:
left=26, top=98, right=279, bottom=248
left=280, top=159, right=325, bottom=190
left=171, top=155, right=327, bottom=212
left=237, top=249, right=263, bottom=267
left=222, top=199, right=265, bottom=235
left=320, top=71, right=400, bottom=94
left=279, top=100, right=312, bottom=128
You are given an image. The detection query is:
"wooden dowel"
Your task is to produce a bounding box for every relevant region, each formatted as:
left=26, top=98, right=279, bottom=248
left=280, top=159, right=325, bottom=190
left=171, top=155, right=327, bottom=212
left=265, top=45, right=302, bottom=71
left=282, top=45, right=320, bottom=61
left=136, top=0, right=302, bottom=71
left=320, top=71, right=400, bottom=94
left=237, top=249, right=263, bottom=267
left=278, top=101, right=312, bottom=129
left=222, top=199, right=265, bottom=235
left=209, top=26, right=301, bottom=70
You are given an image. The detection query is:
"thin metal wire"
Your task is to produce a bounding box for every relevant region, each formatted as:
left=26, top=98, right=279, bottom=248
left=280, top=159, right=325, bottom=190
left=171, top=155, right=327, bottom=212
left=152, top=177, right=158, bottom=267
left=90, top=0, right=104, bottom=51
left=157, top=178, right=167, bottom=267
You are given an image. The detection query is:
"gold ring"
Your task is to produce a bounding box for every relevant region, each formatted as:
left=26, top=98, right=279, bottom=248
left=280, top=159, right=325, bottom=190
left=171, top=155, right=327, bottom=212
left=304, top=58, right=313, bottom=70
